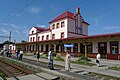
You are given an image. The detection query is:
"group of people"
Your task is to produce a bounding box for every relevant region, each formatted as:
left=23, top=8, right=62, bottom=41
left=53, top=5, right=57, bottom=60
left=0, top=49, right=12, bottom=57
left=16, top=49, right=23, bottom=60
left=47, top=49, right=101, bottom=71
left=48, top=48, right=71, bottom=71
left=22, top=48, right=100, bottom=71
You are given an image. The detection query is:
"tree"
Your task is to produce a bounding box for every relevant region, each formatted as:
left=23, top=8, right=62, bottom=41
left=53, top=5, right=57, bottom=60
left=21, top=40, right=27, bottom=43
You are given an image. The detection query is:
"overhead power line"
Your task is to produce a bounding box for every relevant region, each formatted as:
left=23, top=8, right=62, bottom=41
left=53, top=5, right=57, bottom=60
left=0, top=0, right=36, bottom=23
left=32, top=0, right=89, bottom=26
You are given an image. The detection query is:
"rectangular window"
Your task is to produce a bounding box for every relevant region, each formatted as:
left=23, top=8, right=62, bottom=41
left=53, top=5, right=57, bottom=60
left=33, top=37, right=35, bottom=42
left=52, top=34, right=55, bottom=39
left=61, top=21, right=65, bottom=28
left=46, top=35, right=49, bottom=40
left=61, top=32, right=64, bottom=38
left=32, top=30, right=34, bottom=34
left=38, top=36, right=40, bottom=41
left=52, top=24, right=55, bottom=29
left=110, top=41, right=119, bottom=54
left=56, top=23, right=60, bottom=29
left=42, top=36, right=44, bottom=40
left=87, top=43, right=92, bottom=53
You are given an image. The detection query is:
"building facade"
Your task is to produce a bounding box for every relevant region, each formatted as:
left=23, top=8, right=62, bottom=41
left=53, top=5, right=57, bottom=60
left=16, top=8, right=120, bottom=60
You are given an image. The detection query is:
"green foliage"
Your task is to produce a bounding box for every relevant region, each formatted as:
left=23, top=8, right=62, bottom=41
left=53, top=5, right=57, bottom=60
left=55, top=55, right=64, bottom=61
left=79, top=55, right=91, bottom=61
left=109, top=66, right=120, bottom=71
left=0, top=72, right=6, bottom=79
left=72, top=57, right=95, bottom=66
left=21, top=40, right=27, bottom=43
left=52, top=51, right=57, bottom=57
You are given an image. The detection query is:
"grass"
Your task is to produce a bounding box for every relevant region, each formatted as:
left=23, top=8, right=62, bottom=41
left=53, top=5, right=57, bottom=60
left=71, top=59, right=96, bottom=66
left=71, top=56, right=96, bottom=66
left=108, top=66, right=120, bottom=71
left=0, top=72, right=6, bottom=80
left=39, top=55, right=95, bottom=66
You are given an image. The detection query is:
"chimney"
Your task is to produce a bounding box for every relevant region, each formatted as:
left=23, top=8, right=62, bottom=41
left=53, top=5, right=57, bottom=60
left=76, top=7, right=80, bottom=14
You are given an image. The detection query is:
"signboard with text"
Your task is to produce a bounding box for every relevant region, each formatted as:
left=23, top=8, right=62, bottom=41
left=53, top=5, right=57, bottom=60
left=64, top=44, right=74, bottom=48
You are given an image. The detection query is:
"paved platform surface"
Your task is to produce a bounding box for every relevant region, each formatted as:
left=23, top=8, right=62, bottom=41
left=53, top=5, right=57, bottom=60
left=23, top=56, right=120, bottom=78
left=7, top=72, right=59, bottom=80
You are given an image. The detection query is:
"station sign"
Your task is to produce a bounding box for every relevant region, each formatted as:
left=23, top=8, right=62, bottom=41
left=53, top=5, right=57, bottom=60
left=64, top=44, right=74, bottom=48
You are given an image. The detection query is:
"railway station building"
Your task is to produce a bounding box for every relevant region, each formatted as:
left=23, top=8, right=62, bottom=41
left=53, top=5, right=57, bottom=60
left=16, top=8, right=120, bottom=60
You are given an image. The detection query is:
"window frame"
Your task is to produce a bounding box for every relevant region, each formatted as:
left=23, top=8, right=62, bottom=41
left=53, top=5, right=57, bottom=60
left=56, top=23, right=60, bottom=29
left=52, top=34, right=55, bottom=39
left=42, top=36, right=44, bottom=41
left=110, top=41, right=119, bottom=54
left=52, top=24, right=55, bottom=29
left=61, top=32, right=64, bottom=39
left=46, top=35, right=49, bottom=40
left=61, top=21, right=65, bottom=28
left=32, top=30, right=34, bottom=34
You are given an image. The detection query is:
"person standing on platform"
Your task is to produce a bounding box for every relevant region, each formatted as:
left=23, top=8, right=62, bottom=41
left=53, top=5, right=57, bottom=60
left=96, top=53, right=101, bottom=67
left=65, top=51, right=71, bottom=71
left=19, top=50, right=23, bottom=60
left=36, top=51, right=40, bottom=62
left=16, top=49, right=20, bottom=59
left=48, top=48, right=54, bottom=70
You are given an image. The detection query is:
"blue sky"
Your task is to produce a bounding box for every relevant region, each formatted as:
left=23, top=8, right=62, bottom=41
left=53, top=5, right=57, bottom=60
left=0, top=0, right=120, bottom=43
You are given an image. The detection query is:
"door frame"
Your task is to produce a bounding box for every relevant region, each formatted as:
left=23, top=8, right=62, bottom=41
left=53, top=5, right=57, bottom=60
left=98, top=42, right=107, bottom=58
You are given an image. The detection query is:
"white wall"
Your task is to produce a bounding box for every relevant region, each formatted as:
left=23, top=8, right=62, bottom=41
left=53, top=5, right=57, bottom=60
left=37, top=31, right=51, bottom=41
left=29, top=27, right=37, bottom=42
left=29, top=27, right=37, bottom=34
left=50, top=19, right=68, bottom=39
left=9, top=44, right=16, bottom=50
left=82, top=23, right=88, bottom=35
left=68, top=18, right=75, bottom=33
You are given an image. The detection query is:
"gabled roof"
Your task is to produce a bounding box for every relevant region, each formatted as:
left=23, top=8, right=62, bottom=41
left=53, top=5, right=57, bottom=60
left=49, top=11, right=89, bottom=25
left=33, top=26, right=50, bottom=31
left=49, top=11, right=75, bottom=23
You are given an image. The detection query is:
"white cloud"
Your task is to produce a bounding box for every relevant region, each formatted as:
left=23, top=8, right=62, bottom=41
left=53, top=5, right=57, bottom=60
left=90, top=15, right=106, bottom=26
left=0, top=23, right=29, bottom=42
left=26, top=7, right=42, bottom=14
left=1, top=28, right=10, bottom=35
left=103, top=26, right=120, bottom=30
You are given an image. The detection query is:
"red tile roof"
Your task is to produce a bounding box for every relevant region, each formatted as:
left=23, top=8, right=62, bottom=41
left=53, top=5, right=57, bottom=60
left=49, top=11, right=89, bottom=25
left=49, top=11, right=75, bottom=23
left=33, top=26, right=50, bottom=31
left=80, top=32, right=120, bottom=39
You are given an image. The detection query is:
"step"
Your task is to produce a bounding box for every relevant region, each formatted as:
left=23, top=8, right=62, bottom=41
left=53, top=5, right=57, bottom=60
left=36, top=72, right=60, bottom=80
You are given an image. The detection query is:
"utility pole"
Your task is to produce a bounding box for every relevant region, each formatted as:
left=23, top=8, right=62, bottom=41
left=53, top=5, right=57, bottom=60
left=9, top=31, right=11, bottom=43
left=8, top=31, right=11, bottom=53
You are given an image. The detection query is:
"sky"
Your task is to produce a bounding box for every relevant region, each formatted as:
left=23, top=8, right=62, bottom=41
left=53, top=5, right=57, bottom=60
left=0, top=0, right=120, bottom=43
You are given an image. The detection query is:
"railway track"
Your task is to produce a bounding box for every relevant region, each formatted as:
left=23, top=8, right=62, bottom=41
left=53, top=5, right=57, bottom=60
left=0, top=56, right=61, bottom=80
left=0, top=57, right=35, bottom=79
